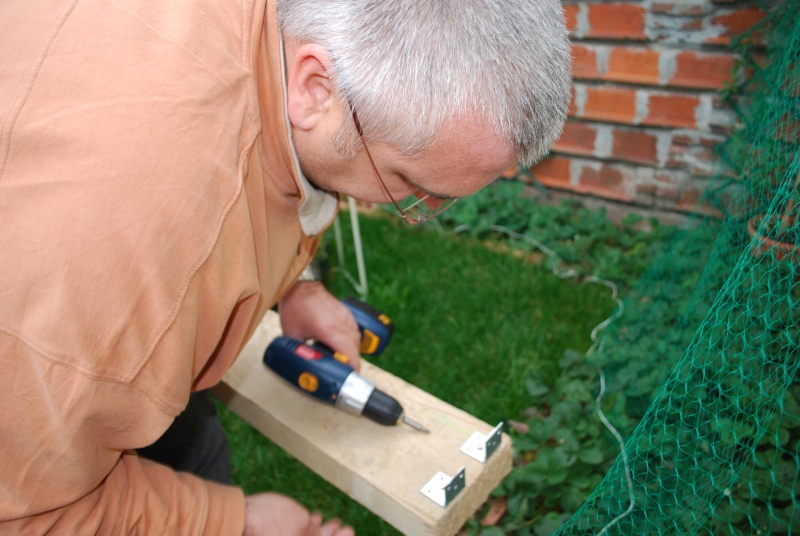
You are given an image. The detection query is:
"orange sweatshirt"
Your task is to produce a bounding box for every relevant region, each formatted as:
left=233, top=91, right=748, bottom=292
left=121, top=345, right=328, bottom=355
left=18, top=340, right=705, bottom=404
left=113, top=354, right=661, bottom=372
left=0, top=0, right=336, bottom=533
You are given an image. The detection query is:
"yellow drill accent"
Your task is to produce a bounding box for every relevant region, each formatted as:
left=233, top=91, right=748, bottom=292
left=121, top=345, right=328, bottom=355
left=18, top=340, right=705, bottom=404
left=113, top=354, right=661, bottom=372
left=298, top=372, right=319, bottom=393
left=360, top=330, right=379, bottom=354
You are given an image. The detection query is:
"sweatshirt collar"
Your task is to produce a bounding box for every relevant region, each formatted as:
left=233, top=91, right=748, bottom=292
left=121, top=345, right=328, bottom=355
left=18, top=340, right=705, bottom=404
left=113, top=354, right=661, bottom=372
left=278, top=38, right=338, bottom=237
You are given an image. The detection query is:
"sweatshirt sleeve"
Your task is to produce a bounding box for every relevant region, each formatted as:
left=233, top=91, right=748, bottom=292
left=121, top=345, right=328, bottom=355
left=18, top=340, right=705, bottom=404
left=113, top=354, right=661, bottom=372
left=3, top=452, right=245, bottom=535
left=0, top=331, right=245, bottom=535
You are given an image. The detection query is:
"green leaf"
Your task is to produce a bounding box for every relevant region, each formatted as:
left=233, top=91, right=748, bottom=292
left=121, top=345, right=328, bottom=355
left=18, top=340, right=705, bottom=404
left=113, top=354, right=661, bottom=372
left=578, top=447, right=605, bottom=465
left=545, top=469, right=569, bottom=485
left=558, top=349, right=586, bottom=368
left=533, top=512, right=572, bottom=535
left=621, top=212, right=644, bottom=229
left=525, top=378, right=550, bottom=398
left=562, top=485, right=590, bottom=511
left=506, top=493, right=529, bottom=520
left=570, top=475, right=592, bottom=489
left=527, top=448, right=570, bottom=485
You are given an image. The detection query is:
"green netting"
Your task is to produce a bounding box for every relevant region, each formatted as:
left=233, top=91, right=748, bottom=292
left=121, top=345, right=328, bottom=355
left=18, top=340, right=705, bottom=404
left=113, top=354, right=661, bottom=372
left=554, top=1, right=800, bottom=534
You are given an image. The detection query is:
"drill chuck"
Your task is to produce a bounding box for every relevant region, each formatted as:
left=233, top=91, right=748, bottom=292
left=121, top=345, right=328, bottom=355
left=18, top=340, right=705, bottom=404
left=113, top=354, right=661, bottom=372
left=362, top=389, right=404, bottom=426
left=335, top=370, right=374, bottom=416
left=335, top=371, right=405, bottom=426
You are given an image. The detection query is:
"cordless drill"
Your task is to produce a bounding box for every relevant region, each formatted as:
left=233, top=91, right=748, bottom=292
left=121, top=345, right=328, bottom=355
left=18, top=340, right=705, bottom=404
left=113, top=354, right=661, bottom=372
left=263, top=298, right=429, bottom=432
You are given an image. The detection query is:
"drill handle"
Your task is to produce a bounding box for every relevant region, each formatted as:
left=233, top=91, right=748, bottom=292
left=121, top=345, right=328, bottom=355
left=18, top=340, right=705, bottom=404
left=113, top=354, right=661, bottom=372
left=341, top=297, right=394, bottom=356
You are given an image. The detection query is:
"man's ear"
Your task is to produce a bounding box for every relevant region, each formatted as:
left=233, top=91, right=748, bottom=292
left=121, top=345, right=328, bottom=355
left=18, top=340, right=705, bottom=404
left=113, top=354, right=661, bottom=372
left=286, top=42, right=336, bottom=131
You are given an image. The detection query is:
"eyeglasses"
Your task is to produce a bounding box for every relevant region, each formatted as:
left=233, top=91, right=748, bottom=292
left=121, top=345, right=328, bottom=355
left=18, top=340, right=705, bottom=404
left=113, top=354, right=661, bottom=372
left=348, top=102, right=457, bottom=225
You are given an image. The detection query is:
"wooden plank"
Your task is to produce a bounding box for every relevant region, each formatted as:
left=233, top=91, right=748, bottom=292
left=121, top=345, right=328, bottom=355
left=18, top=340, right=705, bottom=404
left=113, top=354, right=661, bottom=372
left=211, top=311, right=512, bottom=536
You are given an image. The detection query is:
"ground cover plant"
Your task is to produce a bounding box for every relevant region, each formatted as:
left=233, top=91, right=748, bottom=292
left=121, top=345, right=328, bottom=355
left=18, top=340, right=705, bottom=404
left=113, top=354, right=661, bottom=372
left=215, top=181, right=693, bottom=534
left=432, top=183, right=718, bottom=535
left=442, top=181, right=797, bottom=535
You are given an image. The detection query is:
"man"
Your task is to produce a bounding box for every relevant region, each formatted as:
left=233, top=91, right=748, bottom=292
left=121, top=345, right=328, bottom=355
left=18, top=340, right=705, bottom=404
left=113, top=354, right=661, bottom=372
left=0, top=0, right=570, bottom=533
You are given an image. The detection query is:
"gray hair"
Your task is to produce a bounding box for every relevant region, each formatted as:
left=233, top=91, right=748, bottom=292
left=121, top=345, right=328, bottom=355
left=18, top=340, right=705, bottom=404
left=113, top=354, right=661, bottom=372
left=278, top=0, right=571, bottom=166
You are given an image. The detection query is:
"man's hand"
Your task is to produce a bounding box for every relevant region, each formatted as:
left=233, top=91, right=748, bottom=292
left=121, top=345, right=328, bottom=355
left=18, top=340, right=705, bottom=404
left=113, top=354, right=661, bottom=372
left=278, top=281, right=363, bottom=370
left=244, top=493, right=354, bottom=536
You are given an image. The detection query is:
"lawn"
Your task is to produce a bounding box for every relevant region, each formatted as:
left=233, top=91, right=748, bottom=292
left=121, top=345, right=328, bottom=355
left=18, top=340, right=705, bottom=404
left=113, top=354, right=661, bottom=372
left=216, top=208, right=616, bottom=534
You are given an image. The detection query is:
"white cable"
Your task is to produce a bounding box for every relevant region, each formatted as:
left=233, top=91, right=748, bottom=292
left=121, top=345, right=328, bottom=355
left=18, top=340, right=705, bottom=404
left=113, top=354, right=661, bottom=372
left=595, top=366, right=636, bottom=535
left=584, top=276, right=624, bottom=343
left=583, top=280, right=634, bottom=534
left=487, top=224, right=561, bottom=259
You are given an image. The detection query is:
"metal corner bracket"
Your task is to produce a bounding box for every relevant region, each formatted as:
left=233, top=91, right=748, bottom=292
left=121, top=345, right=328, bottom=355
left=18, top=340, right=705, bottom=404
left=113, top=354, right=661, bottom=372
left=420, top=466, right=466, bottom=508
left=459, top=422, right=504, bottom=463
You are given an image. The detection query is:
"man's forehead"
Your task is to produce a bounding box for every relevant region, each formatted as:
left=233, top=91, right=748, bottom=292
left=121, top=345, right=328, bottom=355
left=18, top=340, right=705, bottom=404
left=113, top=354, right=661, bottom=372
left=425, top=117, right=514, bottom=173
left=387, top=116, right=516, bottom=198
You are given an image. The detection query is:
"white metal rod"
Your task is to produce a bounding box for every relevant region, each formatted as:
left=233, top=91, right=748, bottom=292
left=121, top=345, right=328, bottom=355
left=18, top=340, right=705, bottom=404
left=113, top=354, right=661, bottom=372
left=348, top=196, right=368, bottom=298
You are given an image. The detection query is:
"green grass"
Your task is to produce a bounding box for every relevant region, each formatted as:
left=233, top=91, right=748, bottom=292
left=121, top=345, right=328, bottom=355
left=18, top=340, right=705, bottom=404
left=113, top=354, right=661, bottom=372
left=216, top=211, right=615, bottom=534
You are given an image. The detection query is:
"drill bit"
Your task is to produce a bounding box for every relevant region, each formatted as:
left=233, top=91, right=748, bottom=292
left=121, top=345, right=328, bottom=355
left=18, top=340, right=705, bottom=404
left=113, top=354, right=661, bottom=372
left=403, top=416, right=430, bottom=433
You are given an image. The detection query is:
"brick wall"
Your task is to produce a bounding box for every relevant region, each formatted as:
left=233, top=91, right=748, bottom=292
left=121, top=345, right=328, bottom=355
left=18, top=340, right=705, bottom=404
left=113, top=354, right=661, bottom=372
left=522, top=0, right=765, bottom=215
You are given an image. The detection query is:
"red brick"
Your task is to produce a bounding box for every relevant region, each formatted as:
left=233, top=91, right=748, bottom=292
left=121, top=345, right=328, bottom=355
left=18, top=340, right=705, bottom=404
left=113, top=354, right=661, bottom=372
left=636, top=183, right=657, bottom=195
left=582, top=86, right=638, bottom=124
left=604, top=47, right=661, bottom=86
left=652, top=1, right=706, bottom=15
left=644, top=93, right=699, bottom=128
left=657, top=185, right=681, bottom=199
left=669, top=144, right=686, bottom=155
left=500, top=165, right=519, bottom=179
left=700, top=135, right=724, bottom=148
left=586, top=4, right=647, bottom=40
left=677, top=187, right=709, bottom=213
left=653, top=17, right=704, bottom=31
left=654, top=171, right=681, bottom=186
left=530, top=155, right=572, bottom=190
left=577, top=163, right=633, bottom=202
left=666, top=158, right=684, bottom=169
left=680, top=18, right=704, bottom=30
left=611, top=129, right=659, bottom=165
left=690, top=163, right=715, bottom=178
left=676, top=181, right=725, bottom=218
left=571, top=44, right=599, bottom=80
left=552, top=121, right=597, bottom=156
left=695, top=147, right=714, bottom=161
left=706, top=8, right=766, bottom=45
left=564, top=4, right=579, bottom=34
left=671, top=51, right=735, bottom=90
left=567, top=86, right=577, bottom=117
